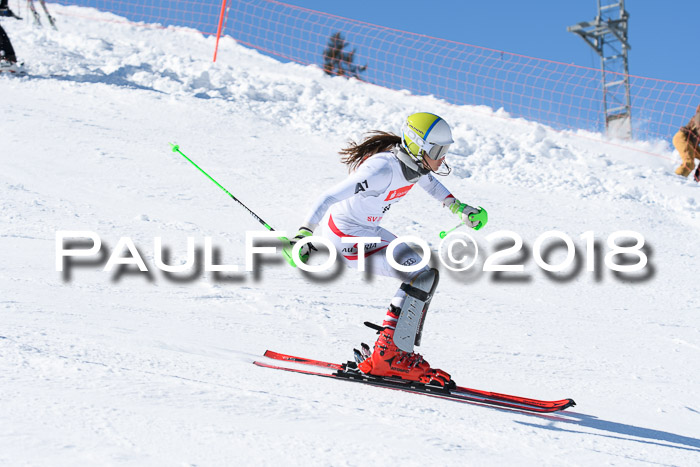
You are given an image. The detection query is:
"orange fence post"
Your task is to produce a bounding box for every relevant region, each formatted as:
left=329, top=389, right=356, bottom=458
left=213, top=0, right=228, bottom=62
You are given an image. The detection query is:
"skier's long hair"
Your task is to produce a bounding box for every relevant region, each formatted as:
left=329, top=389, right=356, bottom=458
left=339, top=131, right=401, bottom=172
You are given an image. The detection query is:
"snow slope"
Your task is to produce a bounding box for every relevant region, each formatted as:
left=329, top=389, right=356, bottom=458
left=2, top=5, right=699, bottom=466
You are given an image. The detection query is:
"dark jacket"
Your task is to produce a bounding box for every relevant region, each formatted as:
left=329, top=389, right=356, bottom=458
left=0, top=24, right=17, bottom=63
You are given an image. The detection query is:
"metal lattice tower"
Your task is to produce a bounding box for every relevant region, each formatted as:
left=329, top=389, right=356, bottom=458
left=568, top=0, right=632, bottom=139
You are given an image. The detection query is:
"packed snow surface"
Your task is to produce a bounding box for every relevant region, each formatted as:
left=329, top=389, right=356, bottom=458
left=1, top=5, right=699, bottom=466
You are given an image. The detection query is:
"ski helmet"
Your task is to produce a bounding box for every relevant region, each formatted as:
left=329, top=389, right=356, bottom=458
left=401, top=112, right=454, bottom=163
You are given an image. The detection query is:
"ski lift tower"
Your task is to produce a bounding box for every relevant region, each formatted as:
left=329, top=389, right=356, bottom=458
left=568, top=0, right=632, bottom=139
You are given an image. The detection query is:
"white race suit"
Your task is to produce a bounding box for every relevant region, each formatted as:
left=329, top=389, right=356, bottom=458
left=302, top=151, right=454, bottom=285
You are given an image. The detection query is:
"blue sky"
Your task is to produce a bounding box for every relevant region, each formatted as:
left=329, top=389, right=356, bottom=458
left=279, top=0, right=699, bottom=85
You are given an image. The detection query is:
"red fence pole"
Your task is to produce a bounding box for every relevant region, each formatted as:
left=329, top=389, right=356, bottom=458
left=212, top=0, right=228, bottom=62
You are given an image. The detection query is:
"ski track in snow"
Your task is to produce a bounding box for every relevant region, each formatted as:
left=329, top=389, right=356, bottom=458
left=1, top=5, right=699, bottom=466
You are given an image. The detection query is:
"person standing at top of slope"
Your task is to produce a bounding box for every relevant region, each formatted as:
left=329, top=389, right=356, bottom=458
left=0, top=0, right=20, bottom=72
left=0, top=23, right=17, bottom=65
left=673, top=104, right=700, bottom=181
left=289, top=112, right=488, bottom=388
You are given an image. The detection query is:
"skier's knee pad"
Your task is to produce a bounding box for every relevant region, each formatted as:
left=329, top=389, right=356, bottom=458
left=394, top=268, right=439, bottom=352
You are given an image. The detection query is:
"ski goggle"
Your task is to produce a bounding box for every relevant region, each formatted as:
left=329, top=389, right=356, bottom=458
left=425, top=143, right=450, bottom=160
left=402, top=124, right=451, bottom=160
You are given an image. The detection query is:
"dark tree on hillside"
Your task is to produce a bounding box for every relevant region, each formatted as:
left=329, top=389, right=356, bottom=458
left=323, top=32, right=367, bottom=79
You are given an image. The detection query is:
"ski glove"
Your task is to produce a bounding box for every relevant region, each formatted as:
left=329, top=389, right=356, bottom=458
left=290, top=226, right=317, bottom=263
left=444, top=197, right=488, bottom=230
left=694, top=166, right=700, bottom=183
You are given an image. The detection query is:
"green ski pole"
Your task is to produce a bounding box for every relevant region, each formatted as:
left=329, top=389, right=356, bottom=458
left=439, top=207, right=488, bottom=238
left=439, top=223, right=463, bottom=239
left=169, top=143, right=297, bottom=267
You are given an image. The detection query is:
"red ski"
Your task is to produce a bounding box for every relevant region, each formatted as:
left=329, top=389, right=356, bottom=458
left=255, top=350, right=575, bottom=413
left=263, top=350, right=344, bottom=370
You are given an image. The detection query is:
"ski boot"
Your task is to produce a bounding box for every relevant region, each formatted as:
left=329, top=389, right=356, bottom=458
left=0, top=59, right=25, bottom=76
left=354, top=305, right=453, bottom=388
left=0, top=7, right=21, bottom=19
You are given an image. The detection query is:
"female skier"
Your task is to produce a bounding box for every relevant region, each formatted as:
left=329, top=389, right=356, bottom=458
left=290, top=112, right=487, bottom=387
